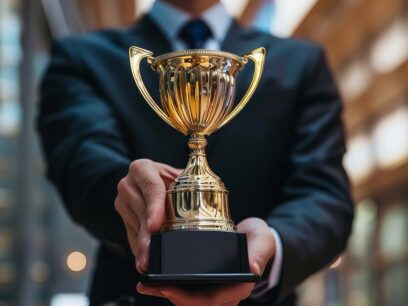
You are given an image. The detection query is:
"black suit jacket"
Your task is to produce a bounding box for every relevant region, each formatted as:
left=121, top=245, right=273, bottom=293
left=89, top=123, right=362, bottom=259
left=38, top=16, right=353, bottom=306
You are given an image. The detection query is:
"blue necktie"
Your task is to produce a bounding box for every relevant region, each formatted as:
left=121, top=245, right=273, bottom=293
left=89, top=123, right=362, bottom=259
left=178, top=19, right=212, bottom=49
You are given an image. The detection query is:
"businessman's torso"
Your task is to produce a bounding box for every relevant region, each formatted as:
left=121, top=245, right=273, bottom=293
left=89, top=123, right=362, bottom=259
left=58, top=17, right=317, bottom=305
left=66, top=16, right=313, bottom=224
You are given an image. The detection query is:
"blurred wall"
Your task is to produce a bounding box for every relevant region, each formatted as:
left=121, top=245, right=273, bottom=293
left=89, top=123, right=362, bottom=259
left=293, top=1, right=408, bottom=306
left=1, top=1, right=97, bottom=305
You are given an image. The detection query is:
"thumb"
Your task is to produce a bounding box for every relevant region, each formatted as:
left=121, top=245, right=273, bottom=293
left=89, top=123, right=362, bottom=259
left=135, top=162, right=167, bottom=232
left=247, top=233, right=271, bottom=275
left=249, top=260, right=262, bottom=276
left=238, top=218, right=276, bottom=275
left=156, top=162, right=183, bottom=189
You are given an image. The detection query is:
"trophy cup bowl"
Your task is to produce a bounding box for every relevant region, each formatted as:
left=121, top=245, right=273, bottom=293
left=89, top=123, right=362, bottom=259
left=129, top=46, right=265, bottom=284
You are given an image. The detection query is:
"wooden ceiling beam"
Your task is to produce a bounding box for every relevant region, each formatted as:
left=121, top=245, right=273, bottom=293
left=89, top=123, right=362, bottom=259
left=119, top=0, right=136, bottom=26
left=77, top=0, right=106, bottom=30
left=77, top=0, right=136, bottom=30
left=293, top=0, right=406, bottom=71
left=344, top=59, right=408, bottom=134
left=292, top=0, right=338, bottom=38
left=76, top=0, right=98, bottom=30
left=239, top=0, right=264, bottom=26
left=352, top=159, right=408, bottom=202
left=324, top=0, right=405, bottom=70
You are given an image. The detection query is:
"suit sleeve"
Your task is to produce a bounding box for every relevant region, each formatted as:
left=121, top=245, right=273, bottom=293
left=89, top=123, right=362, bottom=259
left=37, top=39, right=131, bottom=251
left=266, top=46, right=354, bottom=302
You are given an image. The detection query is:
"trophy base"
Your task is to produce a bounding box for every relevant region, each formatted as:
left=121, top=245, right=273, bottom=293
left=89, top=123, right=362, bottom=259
left=141, top=273, right=259, bottom=284
left=141, top=230, right=260, bottom=285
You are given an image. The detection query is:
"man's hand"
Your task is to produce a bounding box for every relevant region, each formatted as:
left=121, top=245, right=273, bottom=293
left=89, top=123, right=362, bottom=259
left=114, top=159, right=181, bottom=273
left=137, top=218, right=276, bottom=306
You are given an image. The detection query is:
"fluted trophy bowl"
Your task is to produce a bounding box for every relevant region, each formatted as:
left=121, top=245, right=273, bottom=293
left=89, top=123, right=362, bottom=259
left=152, top=50, right=246, bottom=135
left=130, top=47, right=265, bottom=232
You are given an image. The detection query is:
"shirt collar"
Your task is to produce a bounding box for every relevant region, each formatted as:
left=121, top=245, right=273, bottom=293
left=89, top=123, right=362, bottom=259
left=149, top=0, right=232, bottom=44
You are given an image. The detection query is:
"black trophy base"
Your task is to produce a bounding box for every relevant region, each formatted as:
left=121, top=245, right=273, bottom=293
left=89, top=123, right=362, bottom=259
left=141, top=230, right=260, bottom=285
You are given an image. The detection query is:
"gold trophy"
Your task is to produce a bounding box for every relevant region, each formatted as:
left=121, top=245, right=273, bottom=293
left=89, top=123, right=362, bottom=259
left=129, top=46, right=265, bottom=284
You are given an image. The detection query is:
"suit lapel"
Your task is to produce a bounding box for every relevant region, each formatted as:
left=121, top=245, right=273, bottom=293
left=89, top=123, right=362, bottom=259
left=122, top=15, right=174, bottom=103
left=121, top=16, right=188, bottom=162
left=222, top=20, right=255, bottom=55
left=207, top=21, right=273, bottom=158
left=128, top=15, right=173, bottom=55
left=221, top=20, right=273, bottom=100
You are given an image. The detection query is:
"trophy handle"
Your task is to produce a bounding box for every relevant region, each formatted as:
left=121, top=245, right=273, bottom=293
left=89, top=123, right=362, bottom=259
left=217, top=47, right=266, bottom=130
left=129, top=46, right=175, bottom=128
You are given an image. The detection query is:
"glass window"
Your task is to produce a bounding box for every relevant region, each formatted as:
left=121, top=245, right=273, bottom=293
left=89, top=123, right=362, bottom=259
left=0, top=0, right=22, bottom=137
left=273, top=0, right=318, bottom=36
left=346, top=270, right=376, bottom=306
left=372, top=105, right=408, bottom=169
left=339, top=58, right=372, bottom=101
left=380, top=204, right=408, bottom=262
left=370, top=18, right=408, bottom=74
left=349, top=199, right=378, bottom=262
left=344, top=133, right=376, bottom=182
left=383, top=263, right=408, bottom=306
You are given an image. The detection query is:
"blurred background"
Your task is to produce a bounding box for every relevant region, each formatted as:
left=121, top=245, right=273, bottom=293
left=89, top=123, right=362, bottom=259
left=0, top=0, right=407, bottom=305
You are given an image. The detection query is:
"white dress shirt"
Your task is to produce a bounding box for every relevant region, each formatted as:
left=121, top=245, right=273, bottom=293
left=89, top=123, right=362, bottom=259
left=148, top=0, right=283, bottom=295
left=149, top=0, right=232, bottom=50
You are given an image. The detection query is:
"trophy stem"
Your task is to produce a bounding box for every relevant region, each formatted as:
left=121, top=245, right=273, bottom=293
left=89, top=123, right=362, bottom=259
left=185, top=134, right=218, bottom=178
left=188, top=134, right=207, bottom=158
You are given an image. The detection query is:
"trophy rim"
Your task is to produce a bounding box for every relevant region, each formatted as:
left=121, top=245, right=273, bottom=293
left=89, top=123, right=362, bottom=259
left=152, top=49, right=246, bottom=66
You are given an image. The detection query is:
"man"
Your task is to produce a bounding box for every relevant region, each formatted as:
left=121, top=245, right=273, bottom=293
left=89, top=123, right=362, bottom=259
left=38, top=0, right=354, bottom=305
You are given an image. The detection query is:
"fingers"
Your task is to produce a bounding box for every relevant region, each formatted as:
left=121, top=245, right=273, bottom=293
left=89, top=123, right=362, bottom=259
left=114, top=194, right=143, bottom=269
left=160, top=170, right=181, bottom=189
left=137, top=283, right=254, bottom=306
left=156, top=162, right=183, bottom=178
left=237, top=218, right=276, bottom=275
left=247, top=230, right=275, bottom=275
left=116, top=159, right=182, bottom=274
left=114, top=193, right=140, bottom=233
left=156, top=162, right=183, bottom=189
left=118, top=177, right=145, bottom=217
left=221, top=302, right=240, bottom=306
left=136, top=216, right=150, bottom=273
left=123, top=220, right=138, bottom=256
left=136, top=283, right=167, bottom=298
left=136, top=284, right=205, bottom=305
left=131, top=159, right=167, bottom=232
left=160, top=286, right=198, bottom=306
left=202, top=284, right=254, bottom=304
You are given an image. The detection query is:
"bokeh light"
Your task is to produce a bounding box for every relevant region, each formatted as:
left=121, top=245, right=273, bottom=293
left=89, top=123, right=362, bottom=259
left=66, top=251, right=87, bottom=272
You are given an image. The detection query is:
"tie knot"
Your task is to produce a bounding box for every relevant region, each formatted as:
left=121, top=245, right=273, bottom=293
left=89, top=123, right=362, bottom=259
left=179, top=19, right=212, bottom=49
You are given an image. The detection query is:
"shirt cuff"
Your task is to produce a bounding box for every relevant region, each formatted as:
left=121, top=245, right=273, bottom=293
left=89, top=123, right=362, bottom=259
left=251, top=227, right=283, bottom=298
